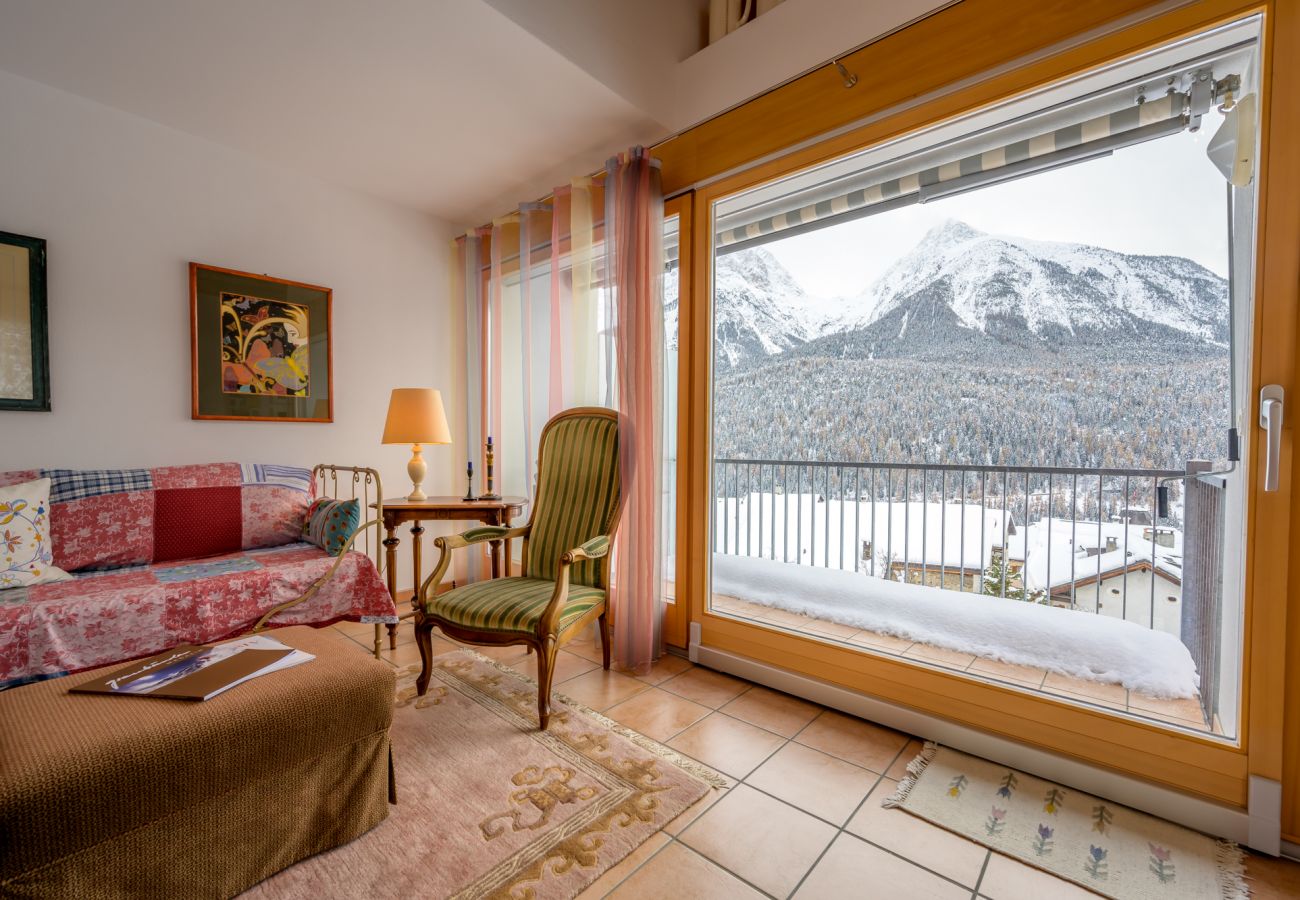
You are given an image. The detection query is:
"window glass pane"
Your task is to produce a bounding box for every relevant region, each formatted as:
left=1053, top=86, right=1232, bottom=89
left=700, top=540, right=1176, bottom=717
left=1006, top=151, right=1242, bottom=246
left=707, top=28, right=1259, bottom=741
left=664, top=215, right=680, bottom=603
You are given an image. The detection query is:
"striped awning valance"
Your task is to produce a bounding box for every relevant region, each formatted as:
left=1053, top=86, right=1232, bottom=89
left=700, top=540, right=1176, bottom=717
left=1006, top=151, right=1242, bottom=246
left=715, top=91, right=1190, bottom=253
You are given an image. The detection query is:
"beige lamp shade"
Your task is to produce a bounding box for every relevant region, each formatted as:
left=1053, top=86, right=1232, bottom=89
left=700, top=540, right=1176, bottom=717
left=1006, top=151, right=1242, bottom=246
left=382, top=388, right=451, bottom=445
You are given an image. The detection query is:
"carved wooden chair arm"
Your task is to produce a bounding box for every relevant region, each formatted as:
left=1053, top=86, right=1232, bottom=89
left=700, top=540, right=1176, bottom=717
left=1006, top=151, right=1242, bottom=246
left=418, top=524, right=532, bottom=606
left=560, top=534, right=611, bottom=564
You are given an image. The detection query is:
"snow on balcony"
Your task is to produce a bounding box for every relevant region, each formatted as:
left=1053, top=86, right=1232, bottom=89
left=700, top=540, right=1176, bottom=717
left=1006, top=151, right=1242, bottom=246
left=712, top=552, right=1199, bottom=700
left=711, top=490, right=1201, bottom=703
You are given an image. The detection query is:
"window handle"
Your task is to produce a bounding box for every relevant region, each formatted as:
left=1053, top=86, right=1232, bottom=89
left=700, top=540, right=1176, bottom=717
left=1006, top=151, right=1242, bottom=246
left=1259, top=385, right=1284, bottom=492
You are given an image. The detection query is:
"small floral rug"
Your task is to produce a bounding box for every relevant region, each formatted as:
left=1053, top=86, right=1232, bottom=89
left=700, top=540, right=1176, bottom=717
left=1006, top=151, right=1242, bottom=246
left=243, top=651, right=723, bottom=899
left=885, top=743, right=1248, bottom=899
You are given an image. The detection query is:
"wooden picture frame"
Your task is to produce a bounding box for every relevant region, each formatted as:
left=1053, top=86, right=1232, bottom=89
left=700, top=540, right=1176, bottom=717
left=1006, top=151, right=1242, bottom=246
left=189, top=262, right=333, bottom=422
left=0, top=230, right=51, bottom=412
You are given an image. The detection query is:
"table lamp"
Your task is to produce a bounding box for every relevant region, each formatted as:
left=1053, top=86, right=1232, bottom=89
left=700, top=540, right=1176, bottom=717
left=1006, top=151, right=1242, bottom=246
left=382, top=388, right=451, bottom=501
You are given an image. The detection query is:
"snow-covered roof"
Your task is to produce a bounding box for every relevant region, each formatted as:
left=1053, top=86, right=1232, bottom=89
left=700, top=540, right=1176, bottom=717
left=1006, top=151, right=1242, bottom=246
left=1007, top=518, right=1183, bottom=592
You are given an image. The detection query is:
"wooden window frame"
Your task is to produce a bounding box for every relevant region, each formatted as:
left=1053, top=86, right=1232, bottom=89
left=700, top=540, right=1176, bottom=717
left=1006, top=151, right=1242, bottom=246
left=670, top=0, right=1300, bottom=819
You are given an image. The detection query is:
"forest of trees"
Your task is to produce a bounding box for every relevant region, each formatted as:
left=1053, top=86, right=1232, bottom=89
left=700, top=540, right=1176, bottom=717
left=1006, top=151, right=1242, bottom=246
left=714, top=355, right=1230, bottom=471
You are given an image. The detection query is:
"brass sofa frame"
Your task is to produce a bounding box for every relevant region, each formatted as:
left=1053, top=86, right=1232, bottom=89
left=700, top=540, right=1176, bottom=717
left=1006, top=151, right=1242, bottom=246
left=251, top=464, right=389, bottom=656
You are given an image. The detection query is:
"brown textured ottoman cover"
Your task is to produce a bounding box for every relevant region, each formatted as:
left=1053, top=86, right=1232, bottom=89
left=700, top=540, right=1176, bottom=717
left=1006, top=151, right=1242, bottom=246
left=0, top=626, right=395, bottom=900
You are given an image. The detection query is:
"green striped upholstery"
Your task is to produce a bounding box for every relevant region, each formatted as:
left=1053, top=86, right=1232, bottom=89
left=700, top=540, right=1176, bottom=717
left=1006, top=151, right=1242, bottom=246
left=526, top=412, right=620, bottom=587
left=430, top=577, right=605, bottom=634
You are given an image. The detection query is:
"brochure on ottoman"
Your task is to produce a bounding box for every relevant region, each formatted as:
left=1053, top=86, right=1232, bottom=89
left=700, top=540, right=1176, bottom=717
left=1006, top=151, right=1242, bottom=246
left=71, top=635, right=314, bottom=701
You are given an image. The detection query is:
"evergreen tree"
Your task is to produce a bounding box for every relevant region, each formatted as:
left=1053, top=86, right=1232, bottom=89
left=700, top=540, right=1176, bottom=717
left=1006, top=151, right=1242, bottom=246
left=981, top=554, right=1045, bottom=603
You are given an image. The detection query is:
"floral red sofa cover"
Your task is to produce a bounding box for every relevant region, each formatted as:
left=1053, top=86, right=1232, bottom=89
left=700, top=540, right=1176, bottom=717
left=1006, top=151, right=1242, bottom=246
left=0, top=462, right=395, bottom=688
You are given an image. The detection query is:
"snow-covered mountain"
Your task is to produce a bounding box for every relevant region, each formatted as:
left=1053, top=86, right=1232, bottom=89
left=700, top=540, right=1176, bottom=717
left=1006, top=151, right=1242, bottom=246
left=709, top=247, right=826, bottom=368
left=713, top=220, right=1228, bottom=370
left=838, top=220, right=1226, bottom=342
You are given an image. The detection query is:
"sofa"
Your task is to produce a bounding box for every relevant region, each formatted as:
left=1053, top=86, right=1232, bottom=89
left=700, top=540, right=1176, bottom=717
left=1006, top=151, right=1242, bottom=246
left=0, top=462, right=396, bottom=689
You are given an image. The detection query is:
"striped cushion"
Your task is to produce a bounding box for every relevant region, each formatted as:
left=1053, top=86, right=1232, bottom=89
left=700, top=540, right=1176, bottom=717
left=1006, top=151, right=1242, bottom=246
left=430, top=578, right=605, bottom=634
left=525, top=412, right=620, bottom=587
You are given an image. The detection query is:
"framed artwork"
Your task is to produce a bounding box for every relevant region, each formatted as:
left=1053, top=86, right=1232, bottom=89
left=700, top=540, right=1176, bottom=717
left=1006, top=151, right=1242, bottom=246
left=190, top=262, right=333, bottom=422
left=0, top=230, right=51, bottom=411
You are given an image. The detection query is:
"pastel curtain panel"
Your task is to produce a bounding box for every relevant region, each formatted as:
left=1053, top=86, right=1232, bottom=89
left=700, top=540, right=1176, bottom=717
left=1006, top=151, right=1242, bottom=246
left=604, top=150, right=665, bottom=672
left=452, top=148, right=666, bottom=672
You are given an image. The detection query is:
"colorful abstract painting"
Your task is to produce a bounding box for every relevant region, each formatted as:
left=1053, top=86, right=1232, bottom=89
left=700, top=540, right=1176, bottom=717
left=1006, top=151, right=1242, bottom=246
left=220, top=293, right=310, bottom=396
left=191, top=263, right=332, bottom=421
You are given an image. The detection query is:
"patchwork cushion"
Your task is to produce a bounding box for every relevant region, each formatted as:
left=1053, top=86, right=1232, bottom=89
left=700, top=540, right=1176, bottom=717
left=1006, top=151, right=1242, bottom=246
left=0, top=463, right=317, bottom=572
left=152, top=463, right=241, bottom=490
left=430, top=577, right=604, bottom=634
left=0, top=478, right=72, bottom=589
left=49, top=490, right=155, bottom=571
left=302, top=498, right=360, bottom=556
left=153, top=486, right=243, bottom=563
left=241, top=485, right=312, bottom=550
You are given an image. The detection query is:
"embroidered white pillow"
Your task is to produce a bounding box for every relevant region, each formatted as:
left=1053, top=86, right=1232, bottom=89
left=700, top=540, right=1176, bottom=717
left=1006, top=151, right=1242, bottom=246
left=0, top=477, right=72, bottom=588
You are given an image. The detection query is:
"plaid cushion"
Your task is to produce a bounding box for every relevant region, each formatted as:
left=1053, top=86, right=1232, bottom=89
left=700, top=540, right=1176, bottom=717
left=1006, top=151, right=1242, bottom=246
left=43, top=468, right=153, bottom=503
left=430, top=578, right=604, bottom=634
left=240, top=463, right=313, bottom=494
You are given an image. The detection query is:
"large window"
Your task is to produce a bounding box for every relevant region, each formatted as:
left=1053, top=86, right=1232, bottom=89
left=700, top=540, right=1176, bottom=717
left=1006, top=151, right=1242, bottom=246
left=706, top=21, right=1260, bottom=740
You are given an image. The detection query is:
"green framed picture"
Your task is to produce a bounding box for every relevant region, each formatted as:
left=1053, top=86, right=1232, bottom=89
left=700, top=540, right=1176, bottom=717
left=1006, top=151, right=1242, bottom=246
left=0, top=230, right=51, bottom=412
left=190, top=262, right=333, bottom=422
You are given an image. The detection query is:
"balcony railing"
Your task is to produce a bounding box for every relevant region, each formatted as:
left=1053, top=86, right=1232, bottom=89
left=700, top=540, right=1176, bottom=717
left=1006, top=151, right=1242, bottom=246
left=712, top=457, right=1223, bottom=725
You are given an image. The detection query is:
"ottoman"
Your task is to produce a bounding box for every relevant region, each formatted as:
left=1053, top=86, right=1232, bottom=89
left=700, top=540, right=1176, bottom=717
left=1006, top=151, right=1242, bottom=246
left=0, top=626, right=395, bottom=900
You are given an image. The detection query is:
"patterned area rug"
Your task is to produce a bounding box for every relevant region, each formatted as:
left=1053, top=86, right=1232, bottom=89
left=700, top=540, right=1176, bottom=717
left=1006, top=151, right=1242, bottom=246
left=244, top=651, right=721, bottom=899
left=886, top=743, right=1248, bottom=899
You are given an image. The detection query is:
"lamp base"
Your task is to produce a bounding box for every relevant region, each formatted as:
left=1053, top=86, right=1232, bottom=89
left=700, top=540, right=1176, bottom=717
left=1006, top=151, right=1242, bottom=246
left=406, top=444, right=428, bottom=502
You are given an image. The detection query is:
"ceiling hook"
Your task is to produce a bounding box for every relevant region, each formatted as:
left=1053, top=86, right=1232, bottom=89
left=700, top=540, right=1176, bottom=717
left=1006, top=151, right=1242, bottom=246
left=832, top=59, right=858, bottom=89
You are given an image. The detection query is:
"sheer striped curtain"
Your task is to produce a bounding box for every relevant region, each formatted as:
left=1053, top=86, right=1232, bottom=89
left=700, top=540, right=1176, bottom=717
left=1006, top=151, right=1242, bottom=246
left=451, top=148, right=665, bottom=672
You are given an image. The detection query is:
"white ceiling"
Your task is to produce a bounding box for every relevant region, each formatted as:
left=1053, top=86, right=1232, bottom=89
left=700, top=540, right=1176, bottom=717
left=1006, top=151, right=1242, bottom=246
left=0, top=0, right=701, bottom=226
left=0, top=0, right=948, bottom=227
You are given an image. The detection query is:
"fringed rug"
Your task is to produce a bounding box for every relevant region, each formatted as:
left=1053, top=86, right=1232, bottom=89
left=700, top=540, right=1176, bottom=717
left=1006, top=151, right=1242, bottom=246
left=885, top=743, right=1247, bottom=899
left=243, top=651, right=722, bottom=900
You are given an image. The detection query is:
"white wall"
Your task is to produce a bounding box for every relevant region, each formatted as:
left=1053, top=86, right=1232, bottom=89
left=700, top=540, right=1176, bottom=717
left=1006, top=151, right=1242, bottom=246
left=0, top=70, right=459, bottom=592
left=672, top=0, right=951, bottom=132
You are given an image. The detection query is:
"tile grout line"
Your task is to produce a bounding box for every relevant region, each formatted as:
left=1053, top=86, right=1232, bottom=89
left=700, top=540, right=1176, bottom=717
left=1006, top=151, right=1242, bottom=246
left=779, top=737, right=959, bottom=899
left=970, top=850, right=992, bottom=900
left=652, top=733, right=937, bottom=898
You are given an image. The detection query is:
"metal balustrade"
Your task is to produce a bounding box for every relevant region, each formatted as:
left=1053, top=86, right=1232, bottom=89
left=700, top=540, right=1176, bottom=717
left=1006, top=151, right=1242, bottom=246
left=712, top=458, right=1191, bottom=623
left=711, top=457, right=1227, bottom=726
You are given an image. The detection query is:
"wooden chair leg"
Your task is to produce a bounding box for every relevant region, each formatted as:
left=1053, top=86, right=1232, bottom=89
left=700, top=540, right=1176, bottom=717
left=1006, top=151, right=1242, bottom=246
left=599, top=612, right=611, bottom=670
left=536, top=639, right=557, bottom=730
left=387, top=622, right=398, bottom=650
left=415, top=619, right=434, bottom=697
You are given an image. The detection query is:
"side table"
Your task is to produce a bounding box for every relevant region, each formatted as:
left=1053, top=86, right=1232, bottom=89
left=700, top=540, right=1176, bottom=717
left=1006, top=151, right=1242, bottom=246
left=369, top=496, right=528, bottom=656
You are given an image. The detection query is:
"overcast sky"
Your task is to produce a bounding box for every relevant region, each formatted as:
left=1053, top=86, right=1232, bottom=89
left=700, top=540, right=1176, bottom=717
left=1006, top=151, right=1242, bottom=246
left=761, top=109, right=1232, bottom=300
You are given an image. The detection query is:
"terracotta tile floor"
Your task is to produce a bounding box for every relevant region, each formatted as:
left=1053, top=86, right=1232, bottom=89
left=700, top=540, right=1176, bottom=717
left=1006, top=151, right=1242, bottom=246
left=714, top=595, right=1225, bottom=735
left=330, top=622, right=1297, bottom=899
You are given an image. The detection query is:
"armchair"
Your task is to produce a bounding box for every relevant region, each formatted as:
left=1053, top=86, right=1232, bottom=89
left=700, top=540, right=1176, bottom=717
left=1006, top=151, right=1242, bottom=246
left=414, top=407, right=621, bottom=729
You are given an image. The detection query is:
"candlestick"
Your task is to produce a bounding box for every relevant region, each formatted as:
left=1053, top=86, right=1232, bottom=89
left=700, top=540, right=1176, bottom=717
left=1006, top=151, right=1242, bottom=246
left=480, top=436, right=501, bottom=500
left=463, top=460, right=476, bottom=501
